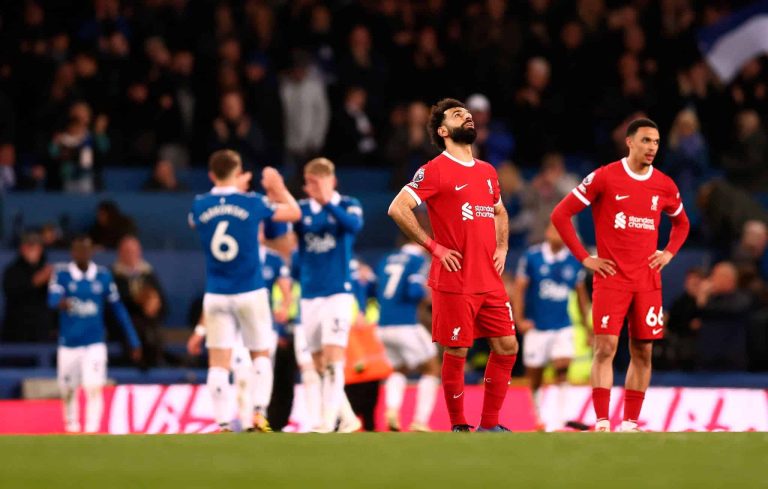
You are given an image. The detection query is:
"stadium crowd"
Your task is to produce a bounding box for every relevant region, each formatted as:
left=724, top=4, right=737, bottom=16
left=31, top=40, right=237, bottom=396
left=0, top=0, right=767, bottom=381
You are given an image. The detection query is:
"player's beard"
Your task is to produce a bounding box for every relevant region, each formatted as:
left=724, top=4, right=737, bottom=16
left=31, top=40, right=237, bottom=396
left=448, top=124, right=477, bottom=145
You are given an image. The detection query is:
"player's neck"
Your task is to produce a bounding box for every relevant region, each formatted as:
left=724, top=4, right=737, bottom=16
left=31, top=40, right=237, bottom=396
left=443, top=143, right=474, bottom=163
left=625, top=155, right=651, bottom=175
left=213, top=179, right=238, bottom=189
left=75, top=262, right=89, bottom=272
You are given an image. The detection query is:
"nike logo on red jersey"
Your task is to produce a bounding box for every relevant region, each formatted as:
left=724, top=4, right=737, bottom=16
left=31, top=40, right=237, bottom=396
left=454, top=184, right=468, bottom=191
left=615, top=195, right=630, bottom=200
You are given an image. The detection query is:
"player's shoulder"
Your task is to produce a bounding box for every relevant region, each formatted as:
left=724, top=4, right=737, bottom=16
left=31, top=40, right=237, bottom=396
left=53, top=263, right=70, bottom=276
left=298, top=197, right=311, bottom=207
left=475, top=159, right=496, bottom=172
left=525, top=244, right=544, bottom=259
left=650, top=167, right=676, bottom=186
left=96, top=265, right=113, bottom=279
left=339, top=194, right=361, bottom=206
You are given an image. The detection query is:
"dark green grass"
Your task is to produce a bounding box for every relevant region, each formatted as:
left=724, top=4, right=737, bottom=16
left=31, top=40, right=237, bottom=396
left=0, top=432, right=765, bottom=489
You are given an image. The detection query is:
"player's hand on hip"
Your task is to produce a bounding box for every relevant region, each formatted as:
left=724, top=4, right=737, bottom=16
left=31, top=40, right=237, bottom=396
left=493, top=246, right=508, bottom=275
left=648, top=250, right=674, bottom=271
left=582, top=256, right=616, bottom=278
left=425, top=238, right=462, bottom=272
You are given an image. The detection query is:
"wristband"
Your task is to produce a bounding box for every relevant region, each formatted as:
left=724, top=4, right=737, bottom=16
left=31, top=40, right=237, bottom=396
left=194, top=325, right=206, bottom=337
left=423, top=237, right=438, bottom=255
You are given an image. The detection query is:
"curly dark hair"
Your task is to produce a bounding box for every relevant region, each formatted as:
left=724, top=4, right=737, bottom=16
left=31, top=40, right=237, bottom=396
left=428, top=98, right=466, bottom=150
left=626, top=118, right=658, bottom=137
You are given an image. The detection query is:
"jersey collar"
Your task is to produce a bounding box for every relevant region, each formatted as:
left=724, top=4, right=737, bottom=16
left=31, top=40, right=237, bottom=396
left=210, top=186, right=241, bottom=195
left=68, top=262, right=98, bottom=281
left=442, top=150, right=475, bottom=167
left=541, top=242, right=569, bottom=264
left=621, top=157, right=653, bottom=181
left=308, top=191, right=341, bottom=213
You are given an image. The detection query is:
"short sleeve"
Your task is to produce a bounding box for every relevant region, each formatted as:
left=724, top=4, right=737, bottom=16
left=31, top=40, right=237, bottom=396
left=571, top=167, right=605, bottom=206
left=188, top=200, right=199, bottom=228
left=402, top=164, right=440, bottom=206
left=662, top=179, right=684, bottom=217
left=344, top=197, right=364, bottom=218
left=489, top=167, right=502, bottom=205
left=48, top=269, right=65, bottom=295
left=104, top=272, right=121, bottom=303
left=253, top=194, right=277, bottom=220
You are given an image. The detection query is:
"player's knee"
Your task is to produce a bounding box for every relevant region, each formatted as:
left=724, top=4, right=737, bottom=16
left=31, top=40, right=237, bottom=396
left=444, top=347, right=469, bottom=358
left=490, top=335, right=518, bottom=356
left=593, top=340, right=617, bottom=362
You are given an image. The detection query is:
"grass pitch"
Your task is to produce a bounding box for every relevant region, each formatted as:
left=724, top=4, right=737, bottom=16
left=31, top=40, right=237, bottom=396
left=0, top=432, right=765, bottom=489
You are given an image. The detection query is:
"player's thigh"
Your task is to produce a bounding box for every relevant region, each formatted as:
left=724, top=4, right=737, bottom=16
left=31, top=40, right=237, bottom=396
left=57, top=346, right=84, bottom=391
left=628, top=289, right=665, bottom=340
left=475, top=288, right=516, bottom=339
left=234, top=288, right=274, bottom=352
left=81, top=343, right=108, bottom=389
left=203, top=293, right=238, bottom=349
left=300, top=299, right=324, bottom=354
left=522, top=329, right=554, bottom=368
left=385, top=325, right=436, bottom=371
left=551, top=326, right=576, bottom=361
left=293, top=324, right=314, bottom=366
left=319, top=293, right=354, bottom=348
left=431, top=290, right=479, bottom=347
left=591, top=288, right=633, bottom=336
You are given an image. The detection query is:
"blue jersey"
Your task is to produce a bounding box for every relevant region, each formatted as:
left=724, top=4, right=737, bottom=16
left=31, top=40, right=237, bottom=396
left=350, top=258, right=375, bottom=313
left=294, top=192, right=363, bottom=299
left=375, top=244, right=428, bottom=327
left=516, top=243, right=584, bottom=331
left=48, top=262, right=140, bottom=348
left=190, top=186, right=276, bottom=295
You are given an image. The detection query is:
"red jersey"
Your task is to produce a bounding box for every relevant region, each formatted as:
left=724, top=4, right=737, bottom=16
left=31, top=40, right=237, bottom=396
left=403, top=151, right=503, bottom=294
left=570, top=158, right=683, bottom=292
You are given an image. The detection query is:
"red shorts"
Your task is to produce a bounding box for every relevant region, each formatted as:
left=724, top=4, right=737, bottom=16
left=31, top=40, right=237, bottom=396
left=592, top=288, right=664, bottom=340
left=432, top=287, right=516, bottom=348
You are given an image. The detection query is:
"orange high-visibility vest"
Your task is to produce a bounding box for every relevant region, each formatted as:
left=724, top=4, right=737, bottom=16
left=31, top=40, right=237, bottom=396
left=345, top=324, right=393, bottom=384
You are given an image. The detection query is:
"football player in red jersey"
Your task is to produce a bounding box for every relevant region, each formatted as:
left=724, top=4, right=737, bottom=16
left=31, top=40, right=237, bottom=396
left=388, top=98, right=518, bottom=432
left=551, top=118, right=690, bottom=432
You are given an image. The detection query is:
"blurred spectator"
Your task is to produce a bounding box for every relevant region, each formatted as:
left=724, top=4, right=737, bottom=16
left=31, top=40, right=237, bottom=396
left=47, top=101, right=109, bottom=192
left=209, top=90, right=266, bottom=167
left=466, top=93, right=515, bottom=167
left=279, top=52, right=330, bottom=167
left=664, top=108, right=710, bottom=196
left=337, top=25, right=388, bottom=118
left=385, top=101, right=438, bottom=187
left=721, top=110, right=768, bottom=192
left=328, top=87, right=377, bottom=166
left=0, top=143, right=16, bottom=191
left=697, top=180, right=768, bottom=255
left=514, top=57, right=562, bottom=166
left=663, top=268, right=706, bottom=370
left=520, top=152, right=579, bottom=244
left=732, top=220, right=768, bottom=282
left=89, top=201, right=138, bottom=249
left=498, top=162, right=528, bottom=248
left=142, top=159, right=188, bottom=192
left=1, top=232, right=55, bottom=342
left=112, top=236, right=166, bottom=367
left=695, top=262, right=752, bottom=371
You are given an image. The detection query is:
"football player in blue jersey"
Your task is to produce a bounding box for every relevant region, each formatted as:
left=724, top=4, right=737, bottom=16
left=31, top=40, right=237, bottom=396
left=294, top=157, right=363, bottom=432
left=48, top=236, right=141, bottom=433
left=512, top=223, right=591, bottom=431
left=189, top=149, right=300, bottom=432
left=375, top=240, right=440, bottom=432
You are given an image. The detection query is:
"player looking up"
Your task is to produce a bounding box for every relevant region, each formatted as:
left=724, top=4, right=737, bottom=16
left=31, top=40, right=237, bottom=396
left=294, top=157, right=364, bottom=433
left=189, top=149, right=300, bottom=432
left=551, top=118, right=690, bottom=432
left=388, top=98, right=518, bottom=432
left=48, top=236, right=141, bottom=433
left=512, top=223, right=590, bottom=431
left=375, top=239, right=440, bottom=432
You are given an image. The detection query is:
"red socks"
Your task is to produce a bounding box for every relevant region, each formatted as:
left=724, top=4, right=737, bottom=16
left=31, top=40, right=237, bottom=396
left=593, top=387, right=611, bottom=421
left=479, top=352, right=517, bottom=429
left=623, top=389, right=645, bottom=422
left=441, top=352, right=467, bottom=426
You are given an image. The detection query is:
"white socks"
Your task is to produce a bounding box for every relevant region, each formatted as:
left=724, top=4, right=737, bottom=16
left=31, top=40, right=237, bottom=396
left=233, top=367, right=252, bottom=430
left=385, top=372, right=407, bottom=412
left=321, top=362, right=345, bottom=429
left=61, top=388, right=80, bottom=432
left=251, top=356, right=273, bottom=415
left=207, top=366, right=231, bottom=426
left=84, top=386, right=104, bottom=433
left=302, top=368, right=322, bottom=428
left=413, top=375, right=439, bottom=426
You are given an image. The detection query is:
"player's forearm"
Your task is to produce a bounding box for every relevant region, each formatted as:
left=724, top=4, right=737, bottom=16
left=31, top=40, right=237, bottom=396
left=388, top=200, right=432, bottom=248
left=325, top=203, right=363, bottom=233
left=664, top=210, right=690, bottom=256
left=494, top=206, right=509, bottom=250
left=277, top=278, right=293, bottom=309
left=551, top=195, right=590, bottom=262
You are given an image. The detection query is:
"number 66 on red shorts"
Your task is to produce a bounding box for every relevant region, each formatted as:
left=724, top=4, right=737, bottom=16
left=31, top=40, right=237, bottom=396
left=591, top=288, right=665, bottom=340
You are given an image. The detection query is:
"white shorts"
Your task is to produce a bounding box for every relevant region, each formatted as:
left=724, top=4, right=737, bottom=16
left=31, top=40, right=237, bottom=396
left=300, top=293, right=355, bottom=352
left=57, top=343, right=107, bottom=390
left=523, top=326, right=575, bottom=368
left=378, top=325, right=437, bottom=370
left=293, top=324, right=314, bottom=367
left=204, top=288, right=275, bottom=352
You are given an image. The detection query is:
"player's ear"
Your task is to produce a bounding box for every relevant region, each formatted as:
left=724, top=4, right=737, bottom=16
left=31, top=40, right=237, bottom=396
left=625, top=136, right=633, bottom=151
left=208, top=171, right=216, bottom=183
left=437, top=125, right=449, bottom=138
